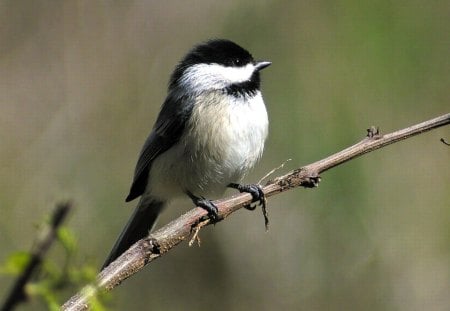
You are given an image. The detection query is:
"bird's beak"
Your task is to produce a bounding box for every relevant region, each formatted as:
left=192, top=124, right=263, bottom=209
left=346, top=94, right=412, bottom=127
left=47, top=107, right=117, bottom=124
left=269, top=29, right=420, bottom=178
left=255, top=61, right=272, bottom=71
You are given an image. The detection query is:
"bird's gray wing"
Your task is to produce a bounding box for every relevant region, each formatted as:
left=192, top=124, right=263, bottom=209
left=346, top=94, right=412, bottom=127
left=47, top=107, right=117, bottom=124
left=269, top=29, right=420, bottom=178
left=125, top=91, right=194, bottom=202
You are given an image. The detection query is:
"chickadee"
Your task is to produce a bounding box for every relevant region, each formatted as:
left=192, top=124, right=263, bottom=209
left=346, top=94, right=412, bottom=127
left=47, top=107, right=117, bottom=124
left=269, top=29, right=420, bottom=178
left=102, top=39, right=271, bottom=269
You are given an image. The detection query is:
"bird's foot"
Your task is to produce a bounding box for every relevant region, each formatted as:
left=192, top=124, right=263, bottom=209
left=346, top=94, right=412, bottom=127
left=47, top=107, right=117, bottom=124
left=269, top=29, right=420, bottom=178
left=228, top=183, right=269, bottom=230
left=228, top=183, right=264, bottom=210
left=188, top=192, right=222, bottom=223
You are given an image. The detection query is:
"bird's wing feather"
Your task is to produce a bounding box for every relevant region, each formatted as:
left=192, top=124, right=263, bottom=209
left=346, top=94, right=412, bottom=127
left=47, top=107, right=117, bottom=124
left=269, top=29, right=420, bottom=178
left=126, top=91, right=194, bottom=201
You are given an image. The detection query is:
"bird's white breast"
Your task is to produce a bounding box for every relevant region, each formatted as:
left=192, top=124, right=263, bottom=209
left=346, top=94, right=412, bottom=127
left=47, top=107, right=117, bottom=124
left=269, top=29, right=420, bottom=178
left=195, top=92, right=267, bottom=159
left=148, top=91, right=268, bottom=200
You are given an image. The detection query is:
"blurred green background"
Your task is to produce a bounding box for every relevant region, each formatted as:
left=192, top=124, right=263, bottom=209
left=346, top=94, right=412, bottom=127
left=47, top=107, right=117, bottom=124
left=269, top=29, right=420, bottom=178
left=1, top=1, right=449, bottom=310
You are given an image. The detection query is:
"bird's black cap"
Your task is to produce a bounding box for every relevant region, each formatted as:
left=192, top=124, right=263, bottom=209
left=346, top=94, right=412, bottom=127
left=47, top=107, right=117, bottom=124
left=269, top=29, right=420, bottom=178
left=183, top=39, right=254, bottom=67
left=169, top=39, right=255, bottom=89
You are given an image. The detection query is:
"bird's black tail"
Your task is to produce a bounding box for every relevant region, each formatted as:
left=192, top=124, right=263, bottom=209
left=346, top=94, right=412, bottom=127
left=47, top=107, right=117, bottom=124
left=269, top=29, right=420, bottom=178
left=101, top=198, right=165, bottom=270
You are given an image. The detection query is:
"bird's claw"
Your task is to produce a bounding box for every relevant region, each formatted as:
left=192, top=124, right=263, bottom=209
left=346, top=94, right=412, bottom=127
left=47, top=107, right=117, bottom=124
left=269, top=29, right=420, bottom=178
left=229, top=183, right=269, bottom=230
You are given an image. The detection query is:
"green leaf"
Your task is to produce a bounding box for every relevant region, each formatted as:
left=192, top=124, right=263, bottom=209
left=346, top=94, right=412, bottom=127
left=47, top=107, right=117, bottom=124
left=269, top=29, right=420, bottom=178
left=57, top=226, right=77, bottom=254
left=27, top=282, right=61, bottom=311
left=0, top=251, right=32, bottom=275
left=89, top=294, right=108, bottom=311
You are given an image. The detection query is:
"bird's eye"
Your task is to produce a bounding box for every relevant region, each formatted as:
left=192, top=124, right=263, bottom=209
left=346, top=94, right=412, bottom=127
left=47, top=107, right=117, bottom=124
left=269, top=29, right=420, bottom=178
left=234, top=59, right=241, bottom=65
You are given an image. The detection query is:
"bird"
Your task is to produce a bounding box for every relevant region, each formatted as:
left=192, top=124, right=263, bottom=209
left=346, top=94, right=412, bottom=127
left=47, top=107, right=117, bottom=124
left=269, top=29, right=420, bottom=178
left=102, top=39, right=271, bottom=269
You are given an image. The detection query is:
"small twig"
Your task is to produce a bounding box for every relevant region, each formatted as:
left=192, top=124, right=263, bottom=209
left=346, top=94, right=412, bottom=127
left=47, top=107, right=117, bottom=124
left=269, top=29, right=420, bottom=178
left=258, top=159, right=292, bottom=184
left=440, top=138, right=450, bottom=146
left=1, top=202, right=72, bottom=311
left=188, top=220, right=209, bottom=247
left=62, top=113, right=449, bottom=311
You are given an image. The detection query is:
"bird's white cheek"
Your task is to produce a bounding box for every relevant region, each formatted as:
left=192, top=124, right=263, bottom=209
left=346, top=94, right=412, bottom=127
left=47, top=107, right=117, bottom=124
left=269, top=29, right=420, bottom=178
left=216, top=63, right=255, bottom=83
left=181, top=63, right=255, bottom=92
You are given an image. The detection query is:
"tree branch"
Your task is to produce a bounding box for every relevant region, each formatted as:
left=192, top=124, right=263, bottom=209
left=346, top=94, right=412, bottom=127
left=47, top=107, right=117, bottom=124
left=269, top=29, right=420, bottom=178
left=2, top=202, right=72, bottom=311
left=62, top=113, right=449, bottom=311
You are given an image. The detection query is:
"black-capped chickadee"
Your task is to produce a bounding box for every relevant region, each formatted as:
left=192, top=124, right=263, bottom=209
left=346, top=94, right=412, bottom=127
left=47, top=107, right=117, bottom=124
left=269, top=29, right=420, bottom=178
left=102, top=39, right=271, bottom=269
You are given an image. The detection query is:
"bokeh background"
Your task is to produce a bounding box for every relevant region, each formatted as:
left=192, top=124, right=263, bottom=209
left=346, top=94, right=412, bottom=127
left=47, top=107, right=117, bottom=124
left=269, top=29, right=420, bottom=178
left=1, top=1, right=449, bottom=310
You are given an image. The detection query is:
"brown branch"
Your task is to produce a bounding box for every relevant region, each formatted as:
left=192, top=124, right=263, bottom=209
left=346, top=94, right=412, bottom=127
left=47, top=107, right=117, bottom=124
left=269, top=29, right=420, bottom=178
left=2, top=202, right=72, bottom=311
left=61, top=113, right=449, bottom=311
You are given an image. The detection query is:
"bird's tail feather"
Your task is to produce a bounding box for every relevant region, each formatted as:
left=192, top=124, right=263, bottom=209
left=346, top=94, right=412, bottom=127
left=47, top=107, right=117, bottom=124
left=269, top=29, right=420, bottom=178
left=101, top=197, right=165, bottom=270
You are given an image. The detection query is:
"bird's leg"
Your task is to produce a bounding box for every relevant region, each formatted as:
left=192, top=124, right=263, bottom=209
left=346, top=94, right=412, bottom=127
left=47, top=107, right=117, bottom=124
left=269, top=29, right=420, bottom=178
left=228, top=183, right=266, bottom=210
left=187, top=192, right=222, bottom=223
left=228, top=183, right=269, bottom=229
